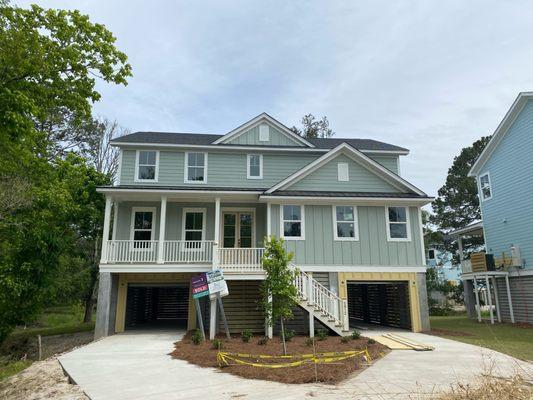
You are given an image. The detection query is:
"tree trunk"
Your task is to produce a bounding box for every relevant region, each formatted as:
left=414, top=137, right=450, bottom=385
left=280, top=316, right=287, bottom=355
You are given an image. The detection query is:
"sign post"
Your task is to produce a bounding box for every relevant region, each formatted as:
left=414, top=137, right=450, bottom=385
left=191, top=274, right=209, bottom=341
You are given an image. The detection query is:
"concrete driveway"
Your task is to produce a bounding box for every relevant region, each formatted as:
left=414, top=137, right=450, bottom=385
left=59, top=330, right=532, bottom=400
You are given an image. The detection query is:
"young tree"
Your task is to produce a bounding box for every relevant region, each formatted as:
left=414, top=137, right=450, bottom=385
left=260, top=236, right=298, bottom=355
left=290, top=114, right=335, bottom=139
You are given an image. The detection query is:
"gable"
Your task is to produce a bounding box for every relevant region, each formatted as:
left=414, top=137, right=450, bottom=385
left=288, top=154, right=400, bottom=193
left=225, top=122, right=307, bottom=147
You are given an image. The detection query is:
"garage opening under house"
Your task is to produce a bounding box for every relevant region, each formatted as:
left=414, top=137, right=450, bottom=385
left=93, top=113, right=432, bottom=340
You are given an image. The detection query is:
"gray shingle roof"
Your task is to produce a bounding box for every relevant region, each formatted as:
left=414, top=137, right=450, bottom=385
left=112, top=131, right=408, bottom=152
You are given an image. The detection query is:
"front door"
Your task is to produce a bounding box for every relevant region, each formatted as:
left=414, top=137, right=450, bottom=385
left=222, top=212, right=254, bottom=248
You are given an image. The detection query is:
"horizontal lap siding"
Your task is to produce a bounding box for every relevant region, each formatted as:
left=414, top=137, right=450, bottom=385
left=290, top=154, right=398, bottom=192
left=495, top=275, right=533, bottom=323
left=369, top=155, right=399, bottom=175
left=479, top=100, right=533, bottom=269
left=276, top=205, right=422, bottom=266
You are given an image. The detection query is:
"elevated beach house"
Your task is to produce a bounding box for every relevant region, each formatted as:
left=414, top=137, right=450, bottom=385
left=462, top=92, right=533, bottom=324
left=94, top=114, right=432, bottom=339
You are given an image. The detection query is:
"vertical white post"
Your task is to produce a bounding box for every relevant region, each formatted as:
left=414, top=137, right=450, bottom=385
left=266, top=203, right=271, bottom=239
left=101, top=196, right=112, bottom=263
left=505, top=275, right=515, bottom=323
left=308, top=272, right=315, bottom=338
left=112, top=202, right=119, bottom=240
left=473, top=276, right=481, bottom=322
left=157, top=195, right=167, bottom=264
left=307, top=272, right=313, bottom=306
left=492, top=277, right=501, bottom=323
left=266, top=294, right=273, bottom=339
left=210, top=197, right=221, bottom=340
left=486, top=274, right=494, bottom=324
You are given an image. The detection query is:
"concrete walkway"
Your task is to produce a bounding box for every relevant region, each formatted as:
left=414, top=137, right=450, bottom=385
left=59, top=330, right=532, bottom=400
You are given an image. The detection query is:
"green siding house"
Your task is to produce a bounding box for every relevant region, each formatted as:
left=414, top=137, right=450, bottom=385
left=94, top=113, right=433, bottom=339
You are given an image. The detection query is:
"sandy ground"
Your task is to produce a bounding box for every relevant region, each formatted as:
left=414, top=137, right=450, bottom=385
left=0, top=358, right=89, bottom=400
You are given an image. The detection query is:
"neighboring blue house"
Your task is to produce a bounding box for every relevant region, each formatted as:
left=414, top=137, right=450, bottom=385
left=467, top=92, right=533, bottom=324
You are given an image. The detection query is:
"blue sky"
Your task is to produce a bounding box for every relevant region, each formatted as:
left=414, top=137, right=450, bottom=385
left=18, top=1, right=533, bottom=196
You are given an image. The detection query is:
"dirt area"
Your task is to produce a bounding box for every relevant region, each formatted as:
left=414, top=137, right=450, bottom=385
left=171, top=332, right=388, bottom=384
left=0, top=357, right=88, bottom=400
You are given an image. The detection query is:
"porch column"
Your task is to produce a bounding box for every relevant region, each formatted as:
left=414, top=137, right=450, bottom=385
left=112, top=202, right=119, bottom=240
left=485, top=274, right=494, bottom=324
left=473, top=276, right=481, bottom=322
left=308, top=272, right=314, bottom=337
left=100, top=196, right=113, bottom=263
left=492, top=277, right=501, bottom=323
left=157, top=195, right=167, bottom=264
left=505, top=275, right=515, bottom=323
left=266, top=203, right=271, bottom=239
left=210, top=197, right=221, bottom=340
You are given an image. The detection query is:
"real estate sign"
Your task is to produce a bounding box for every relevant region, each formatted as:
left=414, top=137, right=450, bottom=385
left=207, top=269, right=229, bottom=298
left=191, top=274, right=209, bottom=299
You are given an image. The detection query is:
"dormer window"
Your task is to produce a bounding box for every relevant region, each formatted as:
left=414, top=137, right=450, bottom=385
left=135, top=150, right=159, bottom=182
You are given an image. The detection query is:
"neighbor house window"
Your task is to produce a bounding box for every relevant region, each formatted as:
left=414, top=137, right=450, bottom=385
left=337, top=162, right=349, bottom=182
left=182, top=208, right=206, bottom=249
left=185, top=152, right=207, bottom=183
left=282, top=205, right=304, bottom=240
left=136, top=150, right=158, bottom=181
left=428, top=249, right=436, bottom=260
left=333, top=205, right=358, bottom=240
left=386, top=206, right=411, bottom=241
left=247, top=154, right=263, bottom=179
left=479, top=172, right=492, bottom=201
left=131, top=208, right=156, bottom=248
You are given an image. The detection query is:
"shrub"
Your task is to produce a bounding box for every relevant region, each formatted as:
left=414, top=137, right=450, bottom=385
left=257, top=336, right=269, bottom=346
left=315, top=328, right=328, bottom=341
left=283, top=329, right=295, bottom=342
left=241, top=329, right=253, bottom=343
left=351, top=330, right=361, bottom=340
left=305, top=337, right=315, bottom=347
left=211, top=338, right=223, bottom=350
left=191, top=329, right=203, bottom=345
left=340, top=336, right=350, bottom=343
left=367, top=338, right=376, bottom=345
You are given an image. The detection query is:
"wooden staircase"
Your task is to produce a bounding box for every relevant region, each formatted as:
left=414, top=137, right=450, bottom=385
left=293, top=267, right=350, bottom=336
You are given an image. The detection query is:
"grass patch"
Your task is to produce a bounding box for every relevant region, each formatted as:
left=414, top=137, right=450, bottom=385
left=0, top=358, right=32, bottom=381
left=429, top=315, right=533, bottom=361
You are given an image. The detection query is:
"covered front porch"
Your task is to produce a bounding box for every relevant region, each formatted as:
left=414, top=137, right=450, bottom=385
left=97, top=188, right=272, bottom=274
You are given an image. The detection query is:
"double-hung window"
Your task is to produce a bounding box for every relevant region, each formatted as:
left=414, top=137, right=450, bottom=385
left=247, top=154, right=263, bottom=179
left=386, top=206, right=411, bottom=241
left=185, top=152, right=207, bottom=183
left=182, top=208, right=206, bottom=249
left=333, top=205, right=358, bottom=240
left=282, top=205, right=304, bottom=240
left=136, top=150, right=158, bottom=181
left=479, top=172, right=492, bottom=201
left=131, top=208, right=156, bottom=249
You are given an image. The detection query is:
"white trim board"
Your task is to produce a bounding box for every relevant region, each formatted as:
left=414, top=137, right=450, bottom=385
left=213, top=113, right=315, bottom=148
left=297, top=265, right=427, bottom=273
left=265, top=142, right=426, bottom=196
left=99, top=264, right=211, bottom=273
left=469, top=92, right=533, bottom=176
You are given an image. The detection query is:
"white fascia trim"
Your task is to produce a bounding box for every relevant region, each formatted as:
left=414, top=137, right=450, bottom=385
left=111, top=141, right=409, bottom=155
left=332, top=205, right=359, bottom=241
left=213, top=113, right=315, bottom=147
left=385, top=206, right=412, bottom=242
left=247, top=154, right=263, bottom=179
left=258, top=195, right=433, bottom=206
left=298, top=265, right=427, bottom=273
left=265, top=143, right=426, bottom=196
left=418, top=207, right=426, bottom=265
left=99, top=264, right=211, bottom=273
left=134, top=150, right=160, bottom=183
left=184, top=152, right=208, bottom=184
left=469, top=92, right=533, bottom=177
left=97, top=187, right=264, bottom=195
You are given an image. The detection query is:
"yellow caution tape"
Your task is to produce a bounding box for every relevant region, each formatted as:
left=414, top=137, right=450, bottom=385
left=217, top=348, right=371, bottom=368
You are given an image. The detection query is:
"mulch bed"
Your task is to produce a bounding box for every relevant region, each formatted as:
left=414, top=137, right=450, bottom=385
left=170, top=332, right=389, bottom=384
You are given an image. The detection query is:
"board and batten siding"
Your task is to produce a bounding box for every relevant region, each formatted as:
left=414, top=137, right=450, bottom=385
left=119, top=150, right=400, bottom=188
left=289, top=154, right=398, bottom=192
left=479, top=99, right=533, bottom=270
left=226, top=124, right=305, bottom=146
left=115, top=201, right=267, bottom=247
left=271, top=205, right=423, bottom=266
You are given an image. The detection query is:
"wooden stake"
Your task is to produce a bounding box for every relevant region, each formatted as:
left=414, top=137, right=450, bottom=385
left=38, top=335, right=42, bottom=361
left=216, top=293, right=230, bottom=339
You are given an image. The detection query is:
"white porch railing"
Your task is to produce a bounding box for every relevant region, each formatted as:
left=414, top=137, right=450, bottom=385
left=218, top=247, right=265, bottom=273
left=106, top=240, right=159, bottom=263
left=294, top=268, right=349, bottom=331
left=164, top=240, right=213, bottom=263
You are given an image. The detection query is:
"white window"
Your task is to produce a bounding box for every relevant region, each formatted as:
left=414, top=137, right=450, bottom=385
left=281, top=205, right=304, bottom=240
left=130, top=208, right=156, bottom=248
left=333, top=205, right=359, bottom=240
left=386, top=206, right=411, bottom=241
left=259, top=124, right=269, bottom=142
left=185, top=152, right=207, bottom=183
left=247, top=154, right=263, bottom=179
left=182, top=208, right=206, bottom=249
left=135, top=150, right=158, bottom=182
left=479, top=172, right=492, bottom=201
left=337, top=162, right=349, bottom=181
